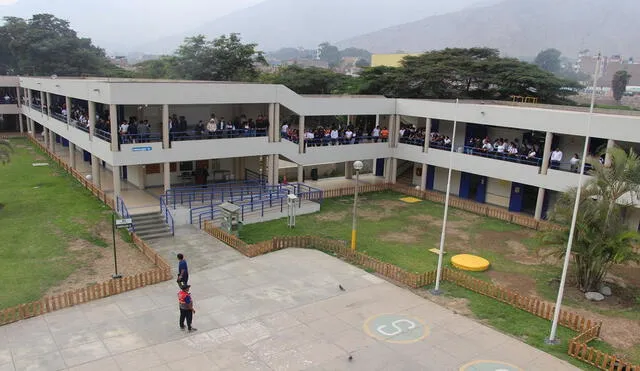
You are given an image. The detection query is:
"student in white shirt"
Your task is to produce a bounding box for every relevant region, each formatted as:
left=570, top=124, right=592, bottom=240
left=550, top=148, right=563, bottom=170
left=372, top=126, right=380, bottom=143
left=569, top=153, right=580, bottom=172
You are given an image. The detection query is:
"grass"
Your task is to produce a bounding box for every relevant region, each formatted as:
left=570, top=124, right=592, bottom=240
left=439, top=282, right=612, bottom=371
left=0, top=138, right=113, bottom=309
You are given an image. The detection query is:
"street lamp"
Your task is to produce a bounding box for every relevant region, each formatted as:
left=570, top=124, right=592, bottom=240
left=351, top=160, right=364, bottom=250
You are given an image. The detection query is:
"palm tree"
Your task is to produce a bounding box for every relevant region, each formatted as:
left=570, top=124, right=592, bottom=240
left=0, top=139, right=13, bottom=164
left=544, top=146, right=640, bottom=292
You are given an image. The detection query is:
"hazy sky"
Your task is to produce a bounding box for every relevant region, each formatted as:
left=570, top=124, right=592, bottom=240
left=0, top=0, right=266, bottom=52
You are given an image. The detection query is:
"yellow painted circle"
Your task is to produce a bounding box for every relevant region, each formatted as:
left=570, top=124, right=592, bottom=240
left=451, top=254, right=490, bottom=272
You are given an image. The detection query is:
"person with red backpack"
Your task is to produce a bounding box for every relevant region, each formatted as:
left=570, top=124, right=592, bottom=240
left=178, top=284, right=197, bottom=332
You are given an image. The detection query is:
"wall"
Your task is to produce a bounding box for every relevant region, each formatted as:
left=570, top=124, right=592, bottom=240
left=485, top=178, right=511, bottom=208
left=127, top=165, right=145, bottom=189
left=625, top=208, right=640, bottom=231
left=486, top=126, right=527, bottom=143
left=556, top=134, right=585, bottom=160
left=433, top=167, right=461, bottom=195
left=371, top=54, right=420, bottom=67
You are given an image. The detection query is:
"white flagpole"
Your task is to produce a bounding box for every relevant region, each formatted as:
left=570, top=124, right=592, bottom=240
left=432, top=98, right=459, bottom=294
left=547, top=53, right=601, bottom=344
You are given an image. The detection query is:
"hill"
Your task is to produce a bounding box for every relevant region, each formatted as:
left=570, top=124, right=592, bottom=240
left=136, top=0, right=483, bottom=54
left=336, top=0, right=640, bottom=58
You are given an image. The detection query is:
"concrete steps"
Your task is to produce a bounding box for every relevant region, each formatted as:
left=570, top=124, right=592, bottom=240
left=131, top=212, right=173, bottom=240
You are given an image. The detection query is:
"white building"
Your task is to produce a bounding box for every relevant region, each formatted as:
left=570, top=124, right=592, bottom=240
left=3, top=75, right=640, bottom=231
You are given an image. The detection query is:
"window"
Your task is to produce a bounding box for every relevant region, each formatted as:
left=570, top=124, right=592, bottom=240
left=180, top=161, right=193, bottom=172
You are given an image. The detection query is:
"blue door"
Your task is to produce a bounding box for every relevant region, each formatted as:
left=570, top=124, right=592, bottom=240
left=459, top=172, right=471, bottom=199
left=83, top=150, right=91, bottom=162
left=55, top=134, right=61, bottom=143
left=122, top=166, right=128, bottom=180
left=61, top=138, right=69, bottom=147
left=541, top=188, right=550, bottom=219
left=476, top=176, right=487, bottom=203
left=426, top=165, right=435, bottom=190
left=509, top=182, right=524, bottom=212
left=375, top=158, right=385, bottom=176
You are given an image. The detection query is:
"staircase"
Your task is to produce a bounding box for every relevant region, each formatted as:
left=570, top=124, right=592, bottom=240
left=132, top=212, right=173, bottom=240
left=396, top=161, right=415, bottom=186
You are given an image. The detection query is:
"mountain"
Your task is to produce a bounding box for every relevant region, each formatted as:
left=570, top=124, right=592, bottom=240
left=336, top=0, right=640, bottom=58
left=136, top=0, right=485, bottom=54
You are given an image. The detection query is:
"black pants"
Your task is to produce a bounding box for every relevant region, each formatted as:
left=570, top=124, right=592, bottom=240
left=179, top=309, right=193, bottom=329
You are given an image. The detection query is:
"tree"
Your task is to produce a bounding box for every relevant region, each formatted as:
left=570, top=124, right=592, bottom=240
left=318, top=42, right=340, bottom=68
left=612, top=70, right=632, bottom=103
left=261, top=65, right=350, bottom=94
left=544, top=147, right=640, bottom=292
left=339, top=47, right=372, bottom=65
left=134, top=57, right=180, bottom=79
left=0, top=14, right=124, bottom=76
left=0, top=139, right=13, bottom=164
left=534, top=48, right=562, bottom=74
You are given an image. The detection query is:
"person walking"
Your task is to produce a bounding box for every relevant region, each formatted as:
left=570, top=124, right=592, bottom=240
left=178, top=284, right=197, bottom=332
left=177, top=253, right=189, bottom=287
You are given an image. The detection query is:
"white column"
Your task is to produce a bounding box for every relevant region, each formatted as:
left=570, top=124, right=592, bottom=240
left=298, top=115, right=305, bottom=153
left=65, top=96, right=71, bottom=125
left=163, top=162, right=171, bottom=192
left=423, top=118, right=432, bottom=153
left=162, top=104, right=170, bottom=149
left=420, top=163, right=428, bottom=191
left=45, top=93, right=52, bottom=117
left=68, top=143, right=76, bottom=169
left=16, top=87, right=24, bottom=133
left=43, top=127, right=49, bottom=147
left=390, top=158, right=398, bottom=184
left=112, top=165, right=121, bottom=199
left=109, top=104, right=118, bottom=151
left=268, top=103, right=275, bottom=142
left=274, top=103, right=281, bottom=141
left=49, top=130, right=55, bottom=151
left=604, top=139, right=615, bottom=167
left=540, top=131, right=553, bottom=175
left=297, top=165, right=304, bottom=182
left=27, top=89, right=32, bottom=109
left=534, top=187, right=546, bottom=220
left=383, top=158, right=390, bottom=182
left=88, top=101, right=96, bottom=140
left=345, top=161, right=354, bottom=180
left=39, top=91, right=45, bottom=113
left=91, top=155, right=101, bottom=188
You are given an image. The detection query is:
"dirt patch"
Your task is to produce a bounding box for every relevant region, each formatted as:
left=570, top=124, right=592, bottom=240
left=488, top=271, right=538, bottom=297
left=359, top=199, right=408, bottom=221
left=45, top=221, right=156, bottom=296
left=568, top=305, right=640, bottom=351
left=314, top=211, right=348, bottom=222
left=408, top=214, right=471, bottom=243
left=419, top=290, right=474, bottom=317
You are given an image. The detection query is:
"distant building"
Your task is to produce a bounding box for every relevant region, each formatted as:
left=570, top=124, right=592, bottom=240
left=371, top=53, right=420, bottom=68
left=335, top=57, right=363, bottom=77
left=579, top=55, right=640, bottom=91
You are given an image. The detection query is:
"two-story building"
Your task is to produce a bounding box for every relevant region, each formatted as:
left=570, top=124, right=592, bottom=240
left=4, top=76, right=640, bottom=231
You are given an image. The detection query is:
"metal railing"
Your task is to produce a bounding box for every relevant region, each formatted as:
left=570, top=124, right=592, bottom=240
left=116, top=196, right=135, bottom=232
left=159, top=195, right=175, bottom=236
left=189, top=188, right=291, bottom=224
left=169, top=129, right=268, bottom=141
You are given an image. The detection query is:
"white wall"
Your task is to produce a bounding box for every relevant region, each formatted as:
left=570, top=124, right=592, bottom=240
left=127, top=165, right=145, bottom=189
left=556, top=134, right=584, bottom=161
left=0, top=105, right=19, bottom=115
left=486, top=126, right=527, bottom=143
left=485, top=178, right=511, bottom=208
left=433, top=167, right=461, bottom=195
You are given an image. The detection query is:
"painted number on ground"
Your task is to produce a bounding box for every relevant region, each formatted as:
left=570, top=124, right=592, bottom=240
left=363, top=314, right=428, bottom=343
left=459, top=360, right=523, bottom=371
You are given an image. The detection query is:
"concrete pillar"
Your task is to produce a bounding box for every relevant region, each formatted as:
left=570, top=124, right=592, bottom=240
left=162, top=104, right=170, bottom=149
left=16, top=87, right=24, bottom=133
left=43, top=128, right=49, bottom=147
left=45, top=93, right=52, bottom=117
left=49, top=130, right=55, bottom=151
left=345, top=161, right=354, bottom=180
left=297, top=165, right=304, bottom=183
left=274, top=103, right=281, bottom=141
left=541, top=131, right=553, bottom=175
left=91, top=155, right=101, bottom=188
left=65, top=96, right=71, bottom=125
left=18, top=114, right=24, bottom=133
left=163, top=162, right=171, bottom=192
left=423, top=118, right=432, bottom=153
left=390, top=158, right=398, bottom=184
left=109, top=104, right=118, bottom=151
left=375, top=115, right=380, bottom=129
left=267, top=155, right=278, bottom=184
left=382, top=158, right=390, bottom=182
left=604, top=139, right=615, bottom=167
left=420, top=163, right=428, bottom=191
left=39, top=91, right=44, bottom=113
left=298, top=115, right=305, bottom=153
left=534, top=187, right=546, bottom=220
left=112, top=165, right=121, bottom=199
left=268, top=103, right=275, bottom=142
left=88, top=101, right=96, bottom=140
left=68, top=143, right=76, bottom=169
left=27, top=89, right=32, bottom=109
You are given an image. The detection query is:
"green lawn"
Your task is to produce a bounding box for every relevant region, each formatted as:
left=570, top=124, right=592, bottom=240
left=0, top=138, right=111, bottom=309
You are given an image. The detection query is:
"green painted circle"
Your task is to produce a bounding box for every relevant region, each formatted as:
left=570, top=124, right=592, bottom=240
left=460, top=360, right=523, bottom=371
left=363, top=314, right=428, bottom=343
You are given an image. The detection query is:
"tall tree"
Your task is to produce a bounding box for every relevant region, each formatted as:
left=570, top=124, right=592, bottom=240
left=534, top=48, right=562, bottom=74
left=0, top=14, right=120, bottom=76
left=611, top=70, right=632, bottom=103
left=261, top=65, right=349, bottom=94
left=544, top=147, right=640, bottom=292
left=318, top=42, right=341, bottom=68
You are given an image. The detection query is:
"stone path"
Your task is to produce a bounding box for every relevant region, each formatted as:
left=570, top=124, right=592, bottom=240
left=0, top=232, right=580, bottom=370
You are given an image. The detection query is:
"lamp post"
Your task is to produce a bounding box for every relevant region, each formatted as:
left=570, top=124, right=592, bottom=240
left=546, top=53, right=601, bottom=344
left=351, top=160, right=364, bottom=250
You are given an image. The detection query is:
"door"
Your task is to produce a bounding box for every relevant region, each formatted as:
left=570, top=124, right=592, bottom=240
left=375, top=158, right=385, bottom=176
left=509, top=182, right=524, bottom=212
left=459, top=172, right=471, bottom=199
left=475, top=176, right=487, bottom=203
left=426, top=165, right=435, bottom=190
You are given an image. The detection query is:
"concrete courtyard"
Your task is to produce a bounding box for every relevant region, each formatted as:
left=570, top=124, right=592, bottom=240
left=0, top=229, right=579, bottom=370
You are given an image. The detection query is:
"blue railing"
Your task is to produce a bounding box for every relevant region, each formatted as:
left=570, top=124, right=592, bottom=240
left=166, top=181, right=270, bottom=209
left=159, top=195, right=175, bottom=236
left=169, top=129, right=268, bottom=141
left=190, top=188, right=290, bottom=224
left=116, top=196, right=135, bottom=232
left=197, top=194, right=290, bottom=228
left=245, top=168, right=267, bottom=184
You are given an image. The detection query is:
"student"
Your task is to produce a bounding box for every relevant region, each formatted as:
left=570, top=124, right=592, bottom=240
left=177, top=253, right=189, bottom=286
left=178, top=284, right=197, bottom=332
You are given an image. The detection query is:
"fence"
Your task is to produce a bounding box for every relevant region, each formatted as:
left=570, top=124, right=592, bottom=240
left=200, top=225, right=632, bottom=370
left=0, top=136, right=174, bottom=326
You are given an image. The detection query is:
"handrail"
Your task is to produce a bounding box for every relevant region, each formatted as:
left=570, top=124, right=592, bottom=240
left=116, top=196, right=135, bottom=232
left=159, top=195, right=175, bottom=236
left=190, top=188, right=290, bottom=224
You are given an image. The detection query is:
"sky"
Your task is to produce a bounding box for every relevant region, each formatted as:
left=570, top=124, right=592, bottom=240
left=0, top=0, right=266, bottom=53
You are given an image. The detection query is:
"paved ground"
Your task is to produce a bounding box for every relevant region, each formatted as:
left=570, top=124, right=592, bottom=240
left=0, top=232, right=580, bottom=371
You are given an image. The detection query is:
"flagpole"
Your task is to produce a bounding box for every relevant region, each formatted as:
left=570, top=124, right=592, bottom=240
left=546, top=53, right=601, bottom=344
left=431, top=98, right=459, bottom=295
